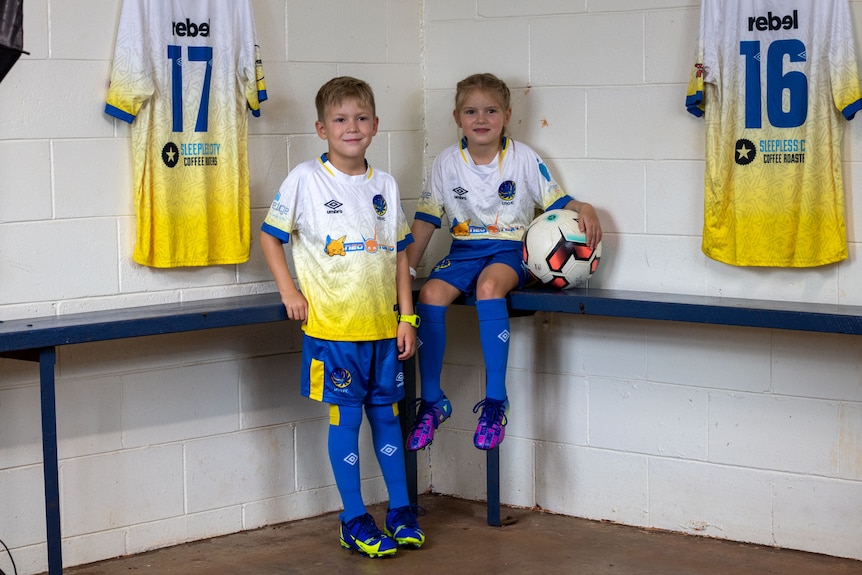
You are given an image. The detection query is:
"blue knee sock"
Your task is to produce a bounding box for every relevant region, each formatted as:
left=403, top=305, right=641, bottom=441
left=416, top=302, right=447, bottom=403
left=328, top=404, right=365, bottom=521
left=366, top=403, right=410, bottom=510
left=476, top=298, right=510, bottom=401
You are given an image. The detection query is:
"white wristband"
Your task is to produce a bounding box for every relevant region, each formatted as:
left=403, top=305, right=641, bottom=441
left=409, top=266, right=417, bottom=280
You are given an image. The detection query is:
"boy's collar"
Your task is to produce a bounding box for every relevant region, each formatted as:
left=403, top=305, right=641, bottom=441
left=318, top=153, right=372, bottom=178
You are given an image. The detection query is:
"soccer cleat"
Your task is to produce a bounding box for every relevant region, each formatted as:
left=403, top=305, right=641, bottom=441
left=384, top=505, right=426, bottom=548
left=473, top=397, right=509, bottom=450
left=339, top=513, right=397, bottom=558
left=406, top=395, right=452, bottom=451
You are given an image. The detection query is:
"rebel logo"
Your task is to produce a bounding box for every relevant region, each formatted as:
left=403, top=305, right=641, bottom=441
left=748, top=10, right=798, bottom=32
left=173, top=18, right=210, bottom=37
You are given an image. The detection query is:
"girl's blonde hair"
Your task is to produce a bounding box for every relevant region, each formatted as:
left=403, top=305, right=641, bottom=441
left=454, top=73, right=511, bottom=114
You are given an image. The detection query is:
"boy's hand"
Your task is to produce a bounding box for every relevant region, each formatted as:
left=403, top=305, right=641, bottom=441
left=396, top=321, right=416, bottom=360
left=282, top=291, right=308, bottom=322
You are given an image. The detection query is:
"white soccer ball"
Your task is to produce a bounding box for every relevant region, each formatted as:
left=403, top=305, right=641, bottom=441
left=522, top=209, right=602, bottom=289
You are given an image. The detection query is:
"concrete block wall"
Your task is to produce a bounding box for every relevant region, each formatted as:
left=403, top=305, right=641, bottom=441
left=1, top=0, right=861, bottom=572
left=422, top=0, right=862, bottom=562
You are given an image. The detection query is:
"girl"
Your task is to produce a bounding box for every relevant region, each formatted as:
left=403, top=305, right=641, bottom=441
left=406, top=73, right=602, bottom=451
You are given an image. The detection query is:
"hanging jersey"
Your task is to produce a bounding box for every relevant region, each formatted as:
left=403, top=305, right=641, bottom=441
left=686, top=0, right=862, bottom=267
left=261, top=155, right=413, bottom=342
left=105, top=0, right=267, bottom=268
left=416, top=137, right=572, bottom=244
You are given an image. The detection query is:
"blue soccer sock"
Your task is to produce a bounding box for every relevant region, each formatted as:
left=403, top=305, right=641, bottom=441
left=327, top=404, right=366, bottom=522
left=416, top=302, right=447, bottom=404
left=476, top=298, right=510, bottom=401
left=366, top=403, right=410, bottom=510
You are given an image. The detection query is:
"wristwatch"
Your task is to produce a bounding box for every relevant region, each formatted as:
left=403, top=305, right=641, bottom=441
left=397, top=314, right=421, bottom=328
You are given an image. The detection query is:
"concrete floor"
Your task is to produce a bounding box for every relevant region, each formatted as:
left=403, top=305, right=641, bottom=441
left=60, top=494, right=862, bottom=575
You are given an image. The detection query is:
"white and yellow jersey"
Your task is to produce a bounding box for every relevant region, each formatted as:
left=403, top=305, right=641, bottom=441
left=261, top=155, right=413, bottom=342
left=686, top=0, right=862, bottom=267
left=416, top=137, right=572, bottom=242
left=106, top=0, right=267, bottom=268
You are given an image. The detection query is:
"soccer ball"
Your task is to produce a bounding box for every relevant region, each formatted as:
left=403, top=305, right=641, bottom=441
left=522, top=209, right=601, bottom=289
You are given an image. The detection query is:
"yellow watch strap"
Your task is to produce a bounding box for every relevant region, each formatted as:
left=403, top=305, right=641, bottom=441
left=397, top=314, right=421, bottom=328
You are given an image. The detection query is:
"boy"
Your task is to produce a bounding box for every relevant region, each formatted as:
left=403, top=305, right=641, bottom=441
left=260, top=77, right=423, bottom=558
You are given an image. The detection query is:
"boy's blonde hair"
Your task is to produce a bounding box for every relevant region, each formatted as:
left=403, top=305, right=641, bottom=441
left=454, top=73, right=511, bottom=114
left=315, top=76, right=377, bottom=122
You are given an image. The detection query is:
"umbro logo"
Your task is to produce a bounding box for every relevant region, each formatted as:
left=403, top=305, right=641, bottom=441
left=453, top=187, right=469, bottom=196
left=498, top=330, right=510, bottom=343
left=325, top=199, right=344, bottom=214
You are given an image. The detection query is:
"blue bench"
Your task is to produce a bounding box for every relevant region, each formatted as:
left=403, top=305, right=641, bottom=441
left=0, top=294, right=418, bottom=575
left=478, top=287, right=862, bottom=527
left=5, top=288, right=862, bottom=572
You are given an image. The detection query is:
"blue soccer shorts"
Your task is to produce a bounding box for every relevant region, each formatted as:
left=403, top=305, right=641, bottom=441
left=428, top=239, right=529, bottom=296
left=300, top=335, right=405, bottom=407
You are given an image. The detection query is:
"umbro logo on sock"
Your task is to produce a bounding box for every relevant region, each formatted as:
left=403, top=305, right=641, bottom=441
left=498, top=330, right=510, bottom=343
left=380, top=444, right=398, bottom=457
left=344, top=453, right=359, bottom=465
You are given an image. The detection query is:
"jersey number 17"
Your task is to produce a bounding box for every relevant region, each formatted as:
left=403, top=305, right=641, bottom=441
left=167, top=44, right=213, bottom=133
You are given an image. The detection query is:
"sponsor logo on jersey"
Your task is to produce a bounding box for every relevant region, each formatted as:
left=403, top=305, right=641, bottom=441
left=748, top=10, right=798, bottom=32
left=162, top=142, right=179, bottom=168
left=181, top=142, right=221, bottom=167
left=735, top=138, right=756, bottom=166
left=324, top=200, right=344, bottom=214
left=173, top=18, right=211, bottom=37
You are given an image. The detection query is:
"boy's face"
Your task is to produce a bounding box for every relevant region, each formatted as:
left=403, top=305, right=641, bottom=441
left=315, top=97, right=378, bottom=172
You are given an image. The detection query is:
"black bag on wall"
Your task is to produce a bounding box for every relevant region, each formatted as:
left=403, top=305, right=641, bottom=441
left=0, top=0, right=26, bottom=83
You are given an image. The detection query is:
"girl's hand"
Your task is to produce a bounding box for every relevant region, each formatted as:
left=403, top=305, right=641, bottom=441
left=574, top=202, right=603, bottom=249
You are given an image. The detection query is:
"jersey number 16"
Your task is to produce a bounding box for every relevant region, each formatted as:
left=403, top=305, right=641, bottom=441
left=740, top=39, right=808, bottom=129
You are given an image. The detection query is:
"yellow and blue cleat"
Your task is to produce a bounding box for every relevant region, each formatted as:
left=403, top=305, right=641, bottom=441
left=385, top=505, right=426, bottom=548
left=339, top=513, right=397, bottom=558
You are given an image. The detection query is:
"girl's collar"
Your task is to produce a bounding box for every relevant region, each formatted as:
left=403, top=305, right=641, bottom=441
left=459, top=136, right=510, bottom=170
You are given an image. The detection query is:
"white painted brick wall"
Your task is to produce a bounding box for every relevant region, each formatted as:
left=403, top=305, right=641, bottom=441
left=2, top=1, right=862, bottom=573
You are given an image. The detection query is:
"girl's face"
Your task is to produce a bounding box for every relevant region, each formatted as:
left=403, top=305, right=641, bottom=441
left=454, top=89, right=511, bottom=149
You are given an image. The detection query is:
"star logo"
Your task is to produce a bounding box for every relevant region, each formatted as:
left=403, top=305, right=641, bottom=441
left=162, top=142, right=179, bottom=168
left=735, top=139, right=756, bottom=166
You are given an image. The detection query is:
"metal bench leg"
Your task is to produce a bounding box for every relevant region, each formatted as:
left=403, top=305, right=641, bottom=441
left=486, top=447, right=500, bottom=526
left=39, top=347, right=63, bottom=575
left=401, top=355, right=418, bottom=507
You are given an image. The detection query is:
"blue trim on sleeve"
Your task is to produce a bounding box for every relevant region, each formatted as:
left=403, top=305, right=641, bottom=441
left=105, top=104, right=135, bottom=124
left=397, top=233, right=415, bottom=252
left=547, top=195, right=574, bottom=212
left=685, top=92, right=704, bottom=118
left=261, top=222, right=290, bottom=244
left=413, top=211, right=441, bottom=228
left=843, top=98, right=862, bottom=120
left=259, top=89, right=268, bottom=103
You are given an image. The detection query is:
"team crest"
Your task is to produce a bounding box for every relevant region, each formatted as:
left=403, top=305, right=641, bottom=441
left=331, top=367, right=352, bottom=389
left=373, top=194, right=387, bottom=216
left=433, top=259, right=452, bottom=272
left=498, top=180, right=516, bottom=201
